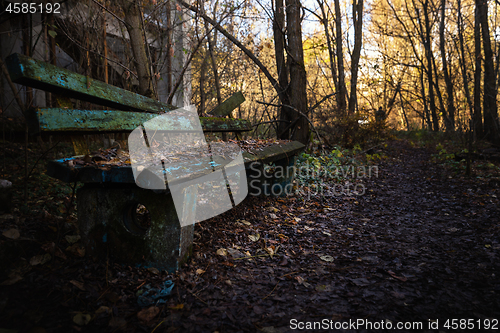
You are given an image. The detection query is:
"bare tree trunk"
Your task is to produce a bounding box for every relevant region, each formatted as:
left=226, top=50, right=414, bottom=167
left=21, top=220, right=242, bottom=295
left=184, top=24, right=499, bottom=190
left=480, top=0, right=500, bottom=142
left=273, top=0, right=292, bottom=139
left=439, top=0, right=455, bottom=131
left=286, top=0, right=309, bottom=144
left=334, top=0, right=347, bottom=115
left=419, top=65, right=431, bottom=129
left=200, top=53, right=207, bottom=114
left=458, top=0, right=474, bottom=129
left=348, top=0, right=363, bottom=115
left=474, top=0, right=483, bottom=137
left=165, top=0, right=172, bottom=93
left=120, top=0, right=155, bottom=98
left=421, top=2, right=439, bottom=131
left=203, top=1, right=222, bottom=105
left=316, top=0, right=338, bottom=98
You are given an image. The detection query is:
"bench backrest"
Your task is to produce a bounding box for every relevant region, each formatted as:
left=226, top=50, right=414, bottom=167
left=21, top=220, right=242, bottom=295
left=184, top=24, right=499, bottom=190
left=6, top=53, right=251, bottom=135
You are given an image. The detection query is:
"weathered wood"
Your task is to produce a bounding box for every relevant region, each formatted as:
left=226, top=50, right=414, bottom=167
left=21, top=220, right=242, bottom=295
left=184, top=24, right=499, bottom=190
left=6, top=53, right=175, bottom=113
left=241, top=141, right=305, bottom=165
left=30, top=108, right=252, bottom=133
left=207, top=91, right=245, bottom=117
left=46, top=141, right=305, bottom=184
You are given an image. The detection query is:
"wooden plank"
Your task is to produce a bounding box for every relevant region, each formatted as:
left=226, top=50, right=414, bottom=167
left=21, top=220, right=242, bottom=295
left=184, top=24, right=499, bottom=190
left=6, top=53, right=175, bottom=113
left=242, top=141, right=305, bottom=165
left=30, top=108, right=253, bottom=133
left=46, top=141, right=305, bottom=184
left=207, top=92, right=245, bottom=117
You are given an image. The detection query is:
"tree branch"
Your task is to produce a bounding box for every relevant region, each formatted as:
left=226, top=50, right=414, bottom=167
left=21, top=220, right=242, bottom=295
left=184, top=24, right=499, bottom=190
left=178, top=0, right=281, bottom=95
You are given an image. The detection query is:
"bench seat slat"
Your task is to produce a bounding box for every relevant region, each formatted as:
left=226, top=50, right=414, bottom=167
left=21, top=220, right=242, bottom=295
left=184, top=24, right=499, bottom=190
left=30, top=108, right=252, bottom=133
left=46, top=141, right=305, bottom=184
left=6, top=53, right=175, bottom=113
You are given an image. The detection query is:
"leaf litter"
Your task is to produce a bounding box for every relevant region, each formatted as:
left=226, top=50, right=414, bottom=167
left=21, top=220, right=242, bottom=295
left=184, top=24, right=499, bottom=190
left=0, top=140, right=499, bottom=332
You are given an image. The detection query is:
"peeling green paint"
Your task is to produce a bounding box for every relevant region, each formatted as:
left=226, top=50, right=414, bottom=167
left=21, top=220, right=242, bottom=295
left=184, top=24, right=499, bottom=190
left=6, top=53, right=175, bottom=113
left=207, top=91, right=245, bottom=116
left=31, top=108, right=252, bottom=133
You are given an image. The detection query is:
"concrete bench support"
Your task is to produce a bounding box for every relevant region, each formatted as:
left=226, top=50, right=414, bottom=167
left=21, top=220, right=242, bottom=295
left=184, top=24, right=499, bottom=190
left=247, top=156, right=297, bottom=197
left=77, top=185, right=193, bottom=271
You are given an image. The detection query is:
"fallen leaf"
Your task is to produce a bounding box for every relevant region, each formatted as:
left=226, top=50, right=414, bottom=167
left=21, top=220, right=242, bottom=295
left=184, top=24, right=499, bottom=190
left=315, top=284, right=331, bottom=292
left=137, top=306, right=159, bottom=325
left=147, top=267, right=159, bottom=275
left=30, top=254, right=51, bottom=266
left=265, top=246, right=275, bottom=255
left=269, top=213, right=278, bottom=219
left=65, top=235, right=81, bottom=244
left=73, top=312, right=91, bottom=326
left=2, top=228, right=20, bottom=240
left=268, top=206, right=279, bottom=213
left=319, top=255, right=334, bottom=262
left=41, top=242, right=67, bottom=260
left=66, top=244, right=85, bottom=257
left=95, top=306, right=110, bottom=316
left=295, top=276, right=311, bottom=288
left=70, top=280, right=85, bottom=291
left=227, top=248, right=245, bottom=258
left=239, top=219, right=251, bottom=226
left=168, top=303, right=184, bottom=310
left=322, top=231, right=332, bottom=236
left=387, top=270, right=407, bottom=282
left=196, top=269, right=205, bottom=275
left=1, top=274, right=23, bottom=285
left=248, top=233, right=260, bottom=242
left=216, top=248, right=228, bottom=256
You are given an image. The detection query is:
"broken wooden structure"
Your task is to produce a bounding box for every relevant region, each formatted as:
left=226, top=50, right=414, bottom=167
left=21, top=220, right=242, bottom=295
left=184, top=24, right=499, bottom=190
left=6, top=53, right=305, bottom=272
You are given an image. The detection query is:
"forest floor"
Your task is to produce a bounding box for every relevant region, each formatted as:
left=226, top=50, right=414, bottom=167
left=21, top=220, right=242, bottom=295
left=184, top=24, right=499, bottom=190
left=1, top=137, right=500, bottom=332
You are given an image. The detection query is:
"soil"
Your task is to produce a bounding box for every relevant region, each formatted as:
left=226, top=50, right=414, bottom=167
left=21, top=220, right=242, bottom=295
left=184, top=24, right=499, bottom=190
left=1, top=139, right=499, bottom=332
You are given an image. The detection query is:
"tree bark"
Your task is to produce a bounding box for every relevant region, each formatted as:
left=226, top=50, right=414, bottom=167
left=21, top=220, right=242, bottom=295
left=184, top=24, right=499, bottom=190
left=420, top=3, right=439, bottom=131
left=120, top=0, right=155, bottom=98
left=286, top=0, right=309, bottom=144
left=439, top=0, right=455, bottom=131
left=480, top=0, right=500, bottom=142
left=348, top=0, right=363, bottom=115
left=316, top=0, right=338, bottom=101
left=273, top=0, right=292, bottom=139
left=473, top=0, right=483, bottom=136
left=334, top=0, right=347, bottom=115
left=457, top=0, right=474, bottom=129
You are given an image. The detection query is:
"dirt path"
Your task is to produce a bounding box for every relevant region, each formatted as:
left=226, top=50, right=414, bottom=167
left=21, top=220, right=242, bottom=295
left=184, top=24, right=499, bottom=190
left=1, top=140, right=499, bottom=332
left=174, top=140, right=500, bottom=332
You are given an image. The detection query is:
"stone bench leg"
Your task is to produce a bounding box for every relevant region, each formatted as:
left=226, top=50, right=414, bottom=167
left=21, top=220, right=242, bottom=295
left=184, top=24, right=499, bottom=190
left=246, top=156, right=297, bottom=197
left=77, top=184, right=193, bottom=272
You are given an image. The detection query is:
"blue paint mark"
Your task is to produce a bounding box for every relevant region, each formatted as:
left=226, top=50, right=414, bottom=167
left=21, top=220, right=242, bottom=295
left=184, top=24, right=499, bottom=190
left=102, top=233, right=107, bottom=243
left=55, top=157, right=76, bottom=163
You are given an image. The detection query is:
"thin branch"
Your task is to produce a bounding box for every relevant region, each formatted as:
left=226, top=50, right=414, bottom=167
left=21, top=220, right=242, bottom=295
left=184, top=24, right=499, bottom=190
left=308, top=93, right=335, bottom=112
left=91, top=0, right=128, bottom=26
left=0, top=56, right=25, bottom=115
left=256, top=100, right=323, bottom=145
left=56, top=19, right=139, bottom=78
left=178, top=0, right=281, bottom=96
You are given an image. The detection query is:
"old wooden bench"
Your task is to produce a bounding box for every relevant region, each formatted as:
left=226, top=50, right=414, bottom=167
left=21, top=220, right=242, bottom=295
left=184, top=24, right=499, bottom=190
left=6, top=53, right=305, bottom=271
